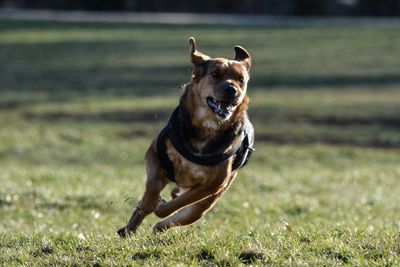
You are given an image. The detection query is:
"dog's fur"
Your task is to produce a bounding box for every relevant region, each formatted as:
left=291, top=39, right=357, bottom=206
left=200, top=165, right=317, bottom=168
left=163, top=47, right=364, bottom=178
left=117, top=37, right=252, bottom=236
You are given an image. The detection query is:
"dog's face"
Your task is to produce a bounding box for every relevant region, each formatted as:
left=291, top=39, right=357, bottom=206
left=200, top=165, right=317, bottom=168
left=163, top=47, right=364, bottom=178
left=189, top=38, right=251, bottom=121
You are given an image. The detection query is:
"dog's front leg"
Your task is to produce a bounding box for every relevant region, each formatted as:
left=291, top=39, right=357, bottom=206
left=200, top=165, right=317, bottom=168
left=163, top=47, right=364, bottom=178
left=117, top=146, right=168, bottom=237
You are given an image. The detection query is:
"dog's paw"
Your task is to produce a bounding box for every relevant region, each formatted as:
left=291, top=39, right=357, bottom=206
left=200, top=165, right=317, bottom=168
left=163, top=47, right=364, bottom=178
left=153, top=222, right=168, bottom=233
left=117, top=227, right=135, bottom=238
left=117, top=227, right=128, bottom=238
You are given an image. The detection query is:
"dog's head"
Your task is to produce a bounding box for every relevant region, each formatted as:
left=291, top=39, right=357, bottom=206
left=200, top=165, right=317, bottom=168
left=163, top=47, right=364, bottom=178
left=188, top=37, right=251, bottom=122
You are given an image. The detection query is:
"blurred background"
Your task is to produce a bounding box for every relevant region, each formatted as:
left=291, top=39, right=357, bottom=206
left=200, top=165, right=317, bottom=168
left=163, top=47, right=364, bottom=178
left=1, top=0, right=400, bottom=16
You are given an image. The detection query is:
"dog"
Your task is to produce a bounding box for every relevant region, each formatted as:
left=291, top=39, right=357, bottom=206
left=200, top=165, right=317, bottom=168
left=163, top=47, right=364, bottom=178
left=117, top=37, right=254, bottom=237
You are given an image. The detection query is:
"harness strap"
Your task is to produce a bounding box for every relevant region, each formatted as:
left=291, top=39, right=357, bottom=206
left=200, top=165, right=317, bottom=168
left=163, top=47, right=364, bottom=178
left=168, top=107, right=242, bottom=166
left=156, top=106, right=254, bottom=182
left=156, top=123, right=176, bottom=182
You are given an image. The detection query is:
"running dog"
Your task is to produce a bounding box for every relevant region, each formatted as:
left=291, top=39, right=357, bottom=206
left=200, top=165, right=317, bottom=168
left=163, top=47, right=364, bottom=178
left=117, top=37, right=254, bottom=237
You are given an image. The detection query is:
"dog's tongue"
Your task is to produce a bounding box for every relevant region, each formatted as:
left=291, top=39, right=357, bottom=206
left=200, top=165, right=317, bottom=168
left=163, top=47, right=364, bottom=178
left=219, top=101, right=231, bottom=111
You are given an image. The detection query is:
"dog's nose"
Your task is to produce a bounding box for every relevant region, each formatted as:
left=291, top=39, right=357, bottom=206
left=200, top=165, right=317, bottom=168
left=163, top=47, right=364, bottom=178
left=224, top=85, right=237, bottom=98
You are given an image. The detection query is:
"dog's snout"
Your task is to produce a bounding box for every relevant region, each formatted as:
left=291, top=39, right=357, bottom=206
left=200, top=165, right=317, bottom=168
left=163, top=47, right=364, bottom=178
left=224, top=85, right=237, bottom=98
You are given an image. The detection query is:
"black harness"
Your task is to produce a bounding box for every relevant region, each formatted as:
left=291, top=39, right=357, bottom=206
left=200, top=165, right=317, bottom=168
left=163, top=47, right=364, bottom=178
left=156, top=105, right=255, bottom=182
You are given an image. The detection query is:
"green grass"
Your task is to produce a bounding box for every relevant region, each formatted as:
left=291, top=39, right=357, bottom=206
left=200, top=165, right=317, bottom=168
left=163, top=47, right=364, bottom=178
left=1, top=19, right=400, bottom=265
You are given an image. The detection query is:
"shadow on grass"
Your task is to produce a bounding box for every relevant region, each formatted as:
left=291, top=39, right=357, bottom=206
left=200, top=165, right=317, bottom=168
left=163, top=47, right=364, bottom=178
left=251, top=74, right=400, bottom=89
left=2, top=39, right=400, bottom=108
left=255, top=133, right=400, bottom=149
left=249, top=107, right=400, bottom=128
left=0, top=191, right=111, bottom=211
left=2, top=69, right=400, bottom=109
left=23, top=108, right=171, bottom=123
left=23, top=107, right=400, bottom=148
left=23, top=106, right=400, bottom=127
left=0, top=40, right=190, bottom=94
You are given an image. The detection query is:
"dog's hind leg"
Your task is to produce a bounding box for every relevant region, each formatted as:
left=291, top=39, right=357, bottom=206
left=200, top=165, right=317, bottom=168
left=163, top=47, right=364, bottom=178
left=154, top=184, right=220, bottom=219
left=117, top=145, right=169, bottom=237
left=155, top=172, right=237, bottom=219
left=153, top=192, right=222, bottom=232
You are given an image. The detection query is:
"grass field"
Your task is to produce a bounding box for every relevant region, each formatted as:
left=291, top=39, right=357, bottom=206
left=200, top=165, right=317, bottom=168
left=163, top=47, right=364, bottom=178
left=1, top=19, right=400, bottom=265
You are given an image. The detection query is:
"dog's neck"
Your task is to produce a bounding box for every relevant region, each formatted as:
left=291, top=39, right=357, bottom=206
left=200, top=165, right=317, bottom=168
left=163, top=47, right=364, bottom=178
left=180, top=84, right=248, bottom=153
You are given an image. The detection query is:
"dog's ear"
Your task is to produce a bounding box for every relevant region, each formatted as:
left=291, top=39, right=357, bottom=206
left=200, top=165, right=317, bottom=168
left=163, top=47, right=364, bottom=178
left=189, top=37, right=210, bottom=66
left=234, top=46, right=251, bottom=70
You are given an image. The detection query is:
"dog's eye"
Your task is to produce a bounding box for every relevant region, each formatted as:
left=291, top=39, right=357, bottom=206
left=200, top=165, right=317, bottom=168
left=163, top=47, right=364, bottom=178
left=238, top=76, right=245, bottom=83
left=210, top=71, right=220, bottom=79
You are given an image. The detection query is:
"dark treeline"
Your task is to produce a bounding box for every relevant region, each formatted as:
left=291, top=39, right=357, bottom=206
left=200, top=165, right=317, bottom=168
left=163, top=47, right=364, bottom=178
left=1, top=0, right=400, bottom=16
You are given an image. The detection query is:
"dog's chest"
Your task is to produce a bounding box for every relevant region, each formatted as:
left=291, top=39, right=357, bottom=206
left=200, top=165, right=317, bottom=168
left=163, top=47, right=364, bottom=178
left=196, top=107, right=219, bottom=130
left=165, top=140, right=218, bottom=187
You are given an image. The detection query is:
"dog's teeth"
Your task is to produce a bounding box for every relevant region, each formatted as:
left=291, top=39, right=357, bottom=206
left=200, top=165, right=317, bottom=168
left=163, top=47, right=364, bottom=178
left=207, top=97, right=233, bottom=119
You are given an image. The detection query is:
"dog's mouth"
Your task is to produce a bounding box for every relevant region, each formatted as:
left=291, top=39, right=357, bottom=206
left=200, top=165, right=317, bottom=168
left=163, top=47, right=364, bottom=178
left=206, top=96, right=237, bottom=119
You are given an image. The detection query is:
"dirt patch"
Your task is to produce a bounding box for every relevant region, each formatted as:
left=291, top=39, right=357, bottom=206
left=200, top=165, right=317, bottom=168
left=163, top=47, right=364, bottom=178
left=196, top=248, right=215, bottom=262
left=238, top=251, right=265, bottom=264
left=30, top=245, right=54, bottom=257
left=118, top=129, right=151, bottom=139
left=323, top=247, right=352, bottom=264
left=131, top=249, right=162, bottom=260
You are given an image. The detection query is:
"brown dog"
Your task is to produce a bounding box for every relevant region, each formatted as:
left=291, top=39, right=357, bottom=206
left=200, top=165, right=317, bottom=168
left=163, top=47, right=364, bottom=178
left=117, top=37, right=254, bottom=236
